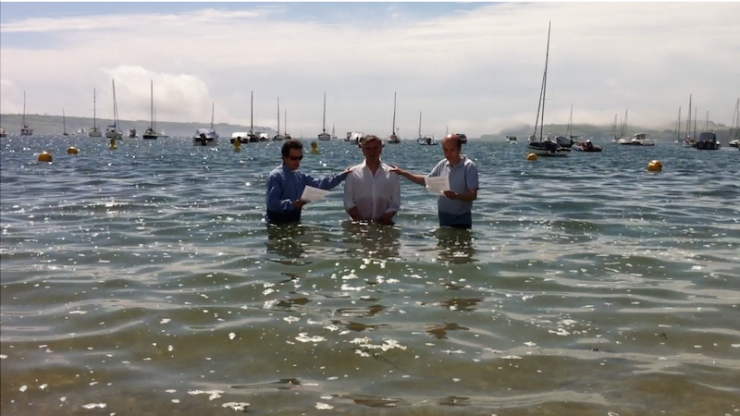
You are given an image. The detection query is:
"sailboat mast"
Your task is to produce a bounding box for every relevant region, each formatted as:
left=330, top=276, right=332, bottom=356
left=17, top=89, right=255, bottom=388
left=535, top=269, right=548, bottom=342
left=676, top=107, right=681, bottom=141
left=693, top=106, right=697, bottom=139
left=22, top=91, right=27, bottom=127
left=392, top=91, right=397, bottom=135
left=567, top=104, right=573, bottom=137
left=322, top=92, right=327, bottom=133
left=150, top=80, right=154, bottom=128
left=705, top=111, right=708, bottom=131
left=112, top=79, right=118, bottom=128
left=538, top=22, right=551, bottom=143
left=418, top=111, right=422, bottom=137
left=250, top=91, right=254, bottom=133
left=210, top=102, right=215, bottom=130
left=612, top=114, right=617, bottom=139
left=63, top=108, right=67, bottom=134
left=276, top=97, right=280, bottom=135
left=686, top=95, right=692, bottom=139
left=94, top=88, right=98, bottom=128
left=284, top=109, right=287, bottom=135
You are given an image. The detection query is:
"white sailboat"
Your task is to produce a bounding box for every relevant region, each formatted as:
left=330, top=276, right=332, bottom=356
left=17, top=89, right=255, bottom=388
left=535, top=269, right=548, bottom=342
left=105, top=79, right=123, bottom=139
left=193, top=102, right=219, bottom=146
left=318, top=92, right=330, bottom=141
left=142, top=80, right=160, bottom=140
left=526, top=22, right=569, bottom=157
left=0, top=127, right=7, bottom=138
left=273, top=97, right=284, bottom=141
left=20, top=91, right=33, bottom=136
left=331, top=124, right=337, bottom=140
left=232, top=91, right=258, bottom=143
left=387, top=91, right=400, bottom=144
left=682, top=95, right=695, bottom=147
left=89, top=88, right=102, bottom=137
left=416, top=111, right=436, bottom=145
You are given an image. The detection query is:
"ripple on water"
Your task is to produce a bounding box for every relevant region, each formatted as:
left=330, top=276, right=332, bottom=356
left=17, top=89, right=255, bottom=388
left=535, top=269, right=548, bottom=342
left=2, top=137, right=739, bottom=415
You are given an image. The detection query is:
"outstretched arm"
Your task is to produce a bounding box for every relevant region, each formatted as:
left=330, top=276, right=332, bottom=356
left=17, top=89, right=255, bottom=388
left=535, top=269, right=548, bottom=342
left=304, top=169, right=350, bottom=191
left=389, top=167, right=426, bottom=186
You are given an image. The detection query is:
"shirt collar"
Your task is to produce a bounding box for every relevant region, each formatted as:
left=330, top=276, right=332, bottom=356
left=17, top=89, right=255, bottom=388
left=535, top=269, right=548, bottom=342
left=445, top=155, right=467, bottom=168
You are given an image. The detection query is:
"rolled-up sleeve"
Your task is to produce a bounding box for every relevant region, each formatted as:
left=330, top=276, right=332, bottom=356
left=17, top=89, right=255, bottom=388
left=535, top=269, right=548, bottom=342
left=343, top=174, right=356, bottom=211
left=266, top=171, right=293, bottom=213
left=385, top=174, right=401, bottom=214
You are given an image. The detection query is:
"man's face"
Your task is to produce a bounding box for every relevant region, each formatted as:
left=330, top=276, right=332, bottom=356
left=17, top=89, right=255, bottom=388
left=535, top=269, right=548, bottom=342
left=442, top=138, right=460, bottom=162
left=283, top=148, right=303, bottom=171
left=361, top=139, right=383, bottom=161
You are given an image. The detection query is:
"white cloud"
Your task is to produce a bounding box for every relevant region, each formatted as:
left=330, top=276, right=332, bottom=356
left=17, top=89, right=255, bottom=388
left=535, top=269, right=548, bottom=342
left=1, top=3, right=739, bottom=137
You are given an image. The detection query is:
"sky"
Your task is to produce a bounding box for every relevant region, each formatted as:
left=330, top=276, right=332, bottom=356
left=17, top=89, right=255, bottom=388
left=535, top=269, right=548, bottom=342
left=1, top=1, right=739, bottom=138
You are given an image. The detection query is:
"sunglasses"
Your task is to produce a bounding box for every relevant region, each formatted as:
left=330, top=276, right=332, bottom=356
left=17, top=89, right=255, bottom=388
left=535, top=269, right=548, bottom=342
left=288, top=155, right=303, bottom=161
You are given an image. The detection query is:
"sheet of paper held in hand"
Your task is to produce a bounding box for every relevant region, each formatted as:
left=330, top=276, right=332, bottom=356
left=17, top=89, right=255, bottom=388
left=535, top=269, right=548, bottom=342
left=301, top=186, right=330, bottom=202
left=425, top=175, right=450, bottom=195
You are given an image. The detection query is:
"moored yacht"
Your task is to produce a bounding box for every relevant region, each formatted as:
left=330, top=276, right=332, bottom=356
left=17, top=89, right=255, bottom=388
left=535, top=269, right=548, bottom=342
left=693, top=132, right=720, bottom=150
left=193, top=102, right=218, bottom=146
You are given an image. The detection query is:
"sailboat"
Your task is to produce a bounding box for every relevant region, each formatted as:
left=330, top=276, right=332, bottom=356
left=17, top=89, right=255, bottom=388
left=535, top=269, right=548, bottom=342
left=272, top=98, right=284, bottom=141
left=616, top=109, right=652, bottom=146
left=232, top=91, right=257, bottom=143
left=526, top=22, right=569, bottom=157
left=142, top=80, right=160, bottom=140
left=417, top=111, right=436, bottom=145
left=553, top=104, right=575, bottom=148
left=105, top=79, right=123, bottom=139
left=387, top=92, right=400, bottom=144
left=20, top=91, right=33, bottom=136
left=89, top=88, right=102, bottom=137
left=284, top=109, right=291, bottom=140
left=729, top=98, right=739, bottom=149
left=0, top=127, right=6, bottom=138
left=193, top=102, right=219, bottom=146
left=331, top=124, right=337, bottom=140
left=318, top=92, right=330, bottom=141
left=62, top=108, right=69, bottom=136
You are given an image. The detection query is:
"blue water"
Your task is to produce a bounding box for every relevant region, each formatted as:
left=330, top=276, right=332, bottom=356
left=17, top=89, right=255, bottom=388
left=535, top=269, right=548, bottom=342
left=1, top=136, right=739, bottom=415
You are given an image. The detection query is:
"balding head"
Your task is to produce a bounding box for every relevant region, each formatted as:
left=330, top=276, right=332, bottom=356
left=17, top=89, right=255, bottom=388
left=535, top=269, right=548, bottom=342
left=441, top=133, right=463, bottom=165
left=443, top=133, right=461, bottom=150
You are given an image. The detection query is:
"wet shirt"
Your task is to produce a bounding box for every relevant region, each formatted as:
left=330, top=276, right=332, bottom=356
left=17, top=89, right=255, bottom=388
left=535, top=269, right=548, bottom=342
left=343, top=160, right=401, bottom=221
left=428, top=156, right=479, bottom=227
left=265, top=163, right=346, bottom=224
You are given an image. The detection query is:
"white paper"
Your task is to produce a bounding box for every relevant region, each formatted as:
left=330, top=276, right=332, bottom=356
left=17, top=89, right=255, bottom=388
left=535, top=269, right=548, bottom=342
left=425, top=175, right=450, bottom=195
left=301, top=186, right=330, bottom=202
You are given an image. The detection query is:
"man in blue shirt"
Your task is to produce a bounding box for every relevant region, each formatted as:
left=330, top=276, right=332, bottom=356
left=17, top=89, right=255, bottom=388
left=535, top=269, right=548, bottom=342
left=266, top=139, right=350, bottom=224
left=391, top=134, right=479, bottom=229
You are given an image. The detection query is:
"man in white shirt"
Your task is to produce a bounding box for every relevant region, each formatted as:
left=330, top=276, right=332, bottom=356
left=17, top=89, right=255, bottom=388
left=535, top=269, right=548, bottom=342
left=343, top=135, right=401, bottom=225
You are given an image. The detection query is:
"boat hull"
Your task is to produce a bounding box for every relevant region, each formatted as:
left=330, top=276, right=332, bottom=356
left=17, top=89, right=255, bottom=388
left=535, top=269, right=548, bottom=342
left=526, top=142, right=570, bottom=157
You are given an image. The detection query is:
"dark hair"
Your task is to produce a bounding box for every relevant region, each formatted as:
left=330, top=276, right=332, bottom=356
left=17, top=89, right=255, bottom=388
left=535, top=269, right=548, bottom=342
left=281, top=139, right=303, bottom=158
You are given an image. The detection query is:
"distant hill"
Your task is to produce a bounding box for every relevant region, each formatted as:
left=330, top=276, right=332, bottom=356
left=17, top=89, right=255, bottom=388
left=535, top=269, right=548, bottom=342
left=481, top=122, right=736, bottom=144
left=0, top=113, right=277, bottom=138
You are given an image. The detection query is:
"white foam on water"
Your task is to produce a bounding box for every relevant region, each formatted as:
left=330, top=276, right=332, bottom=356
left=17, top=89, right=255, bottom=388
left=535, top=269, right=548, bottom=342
left=315, top=402, right=334, bottom=410
left=81, top=403, right=107, bottom=409
left=222, top=402, right=249, bottom=411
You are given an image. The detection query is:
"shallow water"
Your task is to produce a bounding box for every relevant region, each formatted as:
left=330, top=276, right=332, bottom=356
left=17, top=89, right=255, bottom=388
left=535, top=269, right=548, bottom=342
left=1, top=136, right=739, bottom=415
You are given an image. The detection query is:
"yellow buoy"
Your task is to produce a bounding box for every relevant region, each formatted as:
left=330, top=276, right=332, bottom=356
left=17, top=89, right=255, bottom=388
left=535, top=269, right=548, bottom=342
left=526, top=153, right=538, bottom=161
left=37, top=151, right=52, bottom=162
left=647, top=160, right=662, bottom=172
left=67, top=147, right=79, bottom=155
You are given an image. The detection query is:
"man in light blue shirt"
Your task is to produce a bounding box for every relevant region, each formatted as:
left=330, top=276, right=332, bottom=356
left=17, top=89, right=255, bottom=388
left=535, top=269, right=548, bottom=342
left=392, top=134, right=479, bottom=229
left=266, top=139, right=350, bottom=224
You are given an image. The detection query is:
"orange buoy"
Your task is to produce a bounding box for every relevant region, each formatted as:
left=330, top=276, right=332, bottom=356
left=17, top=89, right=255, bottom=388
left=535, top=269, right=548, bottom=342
left=647, top=160, right=662, bottom=172
left=38, top=151, right=52, bottom=162
left=526, top=153, right=538, bottom=161
left=67, top=147, right=79, bottom=155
